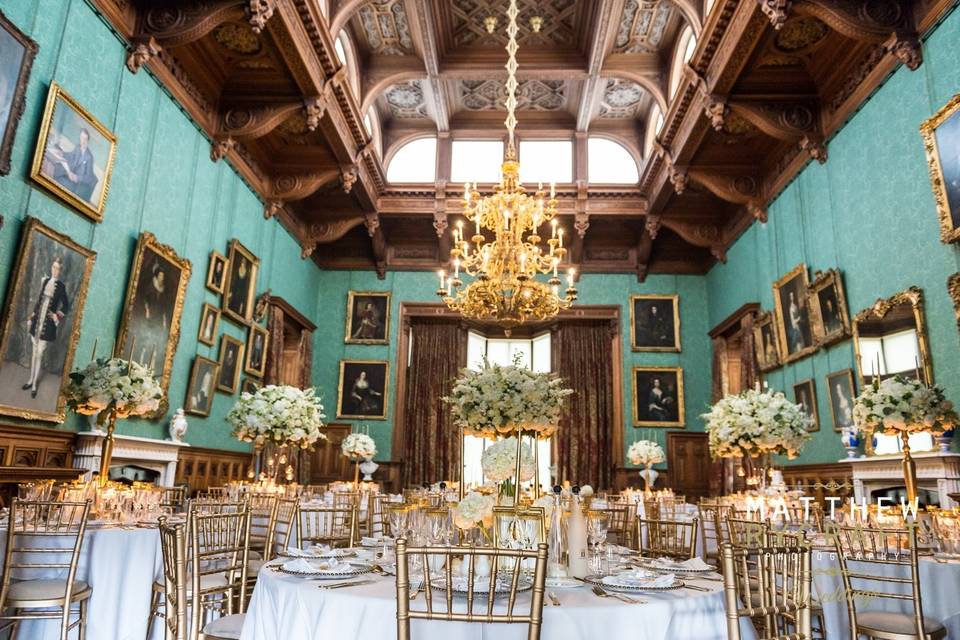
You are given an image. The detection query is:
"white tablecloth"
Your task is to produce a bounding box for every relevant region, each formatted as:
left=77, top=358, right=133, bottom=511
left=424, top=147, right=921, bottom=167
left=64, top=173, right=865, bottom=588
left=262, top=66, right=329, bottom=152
left=241, top=562, right=744, bottom=640
left=0, top=523, right=162, bottom=640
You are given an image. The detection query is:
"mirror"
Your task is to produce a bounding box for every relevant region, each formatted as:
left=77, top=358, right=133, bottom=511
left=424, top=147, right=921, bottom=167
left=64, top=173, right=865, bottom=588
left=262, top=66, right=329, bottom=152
left=852, top=287, right=932, bottom=387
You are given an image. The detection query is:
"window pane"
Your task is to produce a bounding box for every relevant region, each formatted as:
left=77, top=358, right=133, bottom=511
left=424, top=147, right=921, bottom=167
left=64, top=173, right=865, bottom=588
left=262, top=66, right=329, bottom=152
left=467, top=331, right=487, bottom=371
left=532, top=333, right=551, bottom=373
left=451, top=140, right=504, bottom=183
left=519, top=140, right=572, bottom=184
left=588, top=138, right=639, bottom=184
left=386, top=137, right=436, bottom=183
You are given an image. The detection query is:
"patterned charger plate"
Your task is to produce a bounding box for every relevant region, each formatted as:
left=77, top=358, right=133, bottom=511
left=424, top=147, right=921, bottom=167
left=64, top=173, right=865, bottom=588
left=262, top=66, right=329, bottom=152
left=584, top=573, right=685, bottom=593
left=639, top=559, right=717, bottom=574
left=430, top=576, right=533, bottom=597
left=276, top=562, right=372, bottom=579
left=278, top=548, right=356, bottom=559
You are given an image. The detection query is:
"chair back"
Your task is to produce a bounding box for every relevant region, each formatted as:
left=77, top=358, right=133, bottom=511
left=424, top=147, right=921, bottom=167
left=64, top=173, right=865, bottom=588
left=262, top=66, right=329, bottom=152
left=395, top=539, right=548, bottom=640
left=297, top=504, right=358, bottom=548
left=605, top=501, right=637, bottom=549
left=370, top=493, right=399, bottom=538
left=188, top=498, right=245, bottom=514
left=698, top=500, right=733, bottom=560
left=189, top=507, right=251, bottom=632
left=726, top=517, right=770, bottom=548
left=493, top=506, right=545, bottom=548
left=161, top=486, right=188, bottom=512
left=638, top=516, right=699, bottom=559
left=158, top=518, right=189, bottom=640
left=196, top=487, right=226, bottom=499
left=247, top=494, right=279, bottom=557
left=270, top=498, right=299, bottom=558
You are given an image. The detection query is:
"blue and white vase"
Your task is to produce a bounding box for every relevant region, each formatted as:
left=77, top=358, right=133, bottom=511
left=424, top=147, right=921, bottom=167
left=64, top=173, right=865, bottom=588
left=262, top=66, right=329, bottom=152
left=841, top=430, right=860, bottom=458
left=937, top=428, right=954, bottom=454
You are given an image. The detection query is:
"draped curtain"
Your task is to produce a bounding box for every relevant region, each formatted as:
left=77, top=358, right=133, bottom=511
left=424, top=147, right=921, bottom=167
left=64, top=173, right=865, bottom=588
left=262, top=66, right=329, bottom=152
left=551, top=320, right=616, bottom=489
left=298, top=329, right=313, bottom=390
left=402, top=319, right=465, bottom=486
left=265, top=305, right=285, bottom=385
left=739, top=314, right=757, bottom=393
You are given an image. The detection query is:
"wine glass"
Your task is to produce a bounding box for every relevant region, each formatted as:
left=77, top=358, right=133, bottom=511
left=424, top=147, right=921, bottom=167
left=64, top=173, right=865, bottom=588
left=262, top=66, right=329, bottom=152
left=586, top=510, right=609, bottom=574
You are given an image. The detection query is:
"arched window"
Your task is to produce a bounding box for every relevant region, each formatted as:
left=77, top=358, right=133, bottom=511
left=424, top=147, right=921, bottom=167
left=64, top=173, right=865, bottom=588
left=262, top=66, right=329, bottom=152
left=519, top=139, right=572, bottom=184
left=451, top=140, right=504, bottom=183
left=704, top=0, right=717, bottom=18
left=668, top=27, right=697, bottom=100
left=644, top=105, right=664, bottom=157
left=335, top=31, right=360, bottom=97
left=588, top=138, right=639, bottom=184
left=386, top=137, right=436, bottom=183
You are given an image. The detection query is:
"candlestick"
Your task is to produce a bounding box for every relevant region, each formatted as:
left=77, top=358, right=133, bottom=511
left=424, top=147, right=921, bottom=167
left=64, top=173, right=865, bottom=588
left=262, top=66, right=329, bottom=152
left=567, top=267, right=575, bottom=287
left=550, top=182, right=555, bottom=198
left=558, top=228, right=564, bottom=248
left=464, top=182, right=470, bottom=202
left=552, top=257, right=558, bottom=277
left=551, top=219, right=557, bottom=239
left=91, top=337, right=99, bottom=361
left=520, top=252, right=526, bottom=272
left=438, top=270, right=446, bottom=289
left=454, top=258, right=460, bottom=278
left=475, top=211, right=481, bottom=233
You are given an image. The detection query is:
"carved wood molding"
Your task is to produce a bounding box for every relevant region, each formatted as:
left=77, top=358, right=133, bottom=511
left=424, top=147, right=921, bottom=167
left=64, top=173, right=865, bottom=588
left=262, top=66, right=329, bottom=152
left=687, top=167, right=767, bottom=224
left=727, top=99, right=827, bottom=163
left=299, top=215, right=367, bottom=258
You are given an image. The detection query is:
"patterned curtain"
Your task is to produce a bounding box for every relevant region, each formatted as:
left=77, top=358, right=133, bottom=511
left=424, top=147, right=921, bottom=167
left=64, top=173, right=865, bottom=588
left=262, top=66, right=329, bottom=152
left=552, top=320, right=616, bottom=489
left=265, top=305, right=285, bottom=385
left=402, top=319, right=465, bottom=486
left=739, top=313, right=757, bottom=393
left=711, top=336, right=726, bottom=403
left=298, top=330, right=313, bottom=389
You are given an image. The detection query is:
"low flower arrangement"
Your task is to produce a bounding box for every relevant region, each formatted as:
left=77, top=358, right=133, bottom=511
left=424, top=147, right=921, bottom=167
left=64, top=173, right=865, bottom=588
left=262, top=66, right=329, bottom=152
left=227, top=385, right=327, bottom=449
left=341, top=432, right=377, bottom=459
left=452, top=491, right=495, bottom=530
left=702, top=387, right=812, bottom=459
left=627, top=440, right=665, bottom=466
left=480, top=436, right=536, bottom=483
left=64, top=357, right=163, bottom=418
left=853, top=375, right=957, bottom=435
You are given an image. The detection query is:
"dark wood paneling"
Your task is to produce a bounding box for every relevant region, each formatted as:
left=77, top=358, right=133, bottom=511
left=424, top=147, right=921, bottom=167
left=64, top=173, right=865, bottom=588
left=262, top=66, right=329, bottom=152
left=781, top=462, right=853, bottom=505
left=304, top=424, right=353, bottom=484
left=175, top=446, right=252, bottom=495
left=0, top=424, right=79, bottom=506
left=666, top=431, right=711, bottom=500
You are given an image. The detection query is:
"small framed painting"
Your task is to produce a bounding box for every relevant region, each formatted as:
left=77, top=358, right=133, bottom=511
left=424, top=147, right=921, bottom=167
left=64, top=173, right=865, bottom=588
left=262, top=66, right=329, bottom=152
left=206, top=250, right=228, bottom=294
left=184, top=356, right=219, bottom=417
left=630, top=294, right=680, bottom=352
left=345, top=291, right=391, bottom=344
left=826, top=369, right=856, bottom=433
left=216, top=334, right=244, bottom=394
left=240, top=378, right=260, bottom=395
left=920, top=93, right=960, bottom=243
left=772, top=264, right=815, bottom=364
left=809, top=269, right=850, bottom=347
left=222, top=240, right=259, bottom=324
left=30, top=82, right=117, bottom=222
left=631, top=366, right=684, bottom=427
left=792, top=379, right=820, bottom=432
left=753, top=311, right=781, bottom=372
left=337, top=359, right=389, bottom=420
left=197, top=303, right=220, bottom=347
left=244, top=323, right=268, bottom=377
left=0, top=11, right=38, bottom=175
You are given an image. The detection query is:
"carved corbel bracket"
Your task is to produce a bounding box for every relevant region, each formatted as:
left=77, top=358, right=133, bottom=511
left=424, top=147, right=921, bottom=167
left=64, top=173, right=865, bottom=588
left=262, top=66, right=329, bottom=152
left=126, top=36, right=161, bottom=74
left=433, top=211, right=449, bottom=238
left=263, top=200, right=284, bottom=220
left=574, top=212, right=590, bottom=239
left=269, top=171, right=340, bottom=201
left=210, top=136, right=235, bottom=162
left=303, top=96, right=326, bottom=132
left=799, top=135, right=828, bottom=164
left=728, top=100, right=820, bottom=143
left=246, top=0, right=277, bottom=34
left=703, top=96, right=729, bottom=132
left=669, top=165, right=689, bottom=195
left=220, top=101, right=304, bottom=141
left=364, top=213, right=387, bottom=279
left=887, top=32, right=922, bottom=70
left=758, top=0, right=793, bottom=30
left=688, top=168, right=767, bottom=221
left=364, top=212, right=380, bottom=238
left=341, top=165, right=359, bottom=194
left=645, top=214, right=662, bottom=240
left=300, top=216, right=367, bottom=258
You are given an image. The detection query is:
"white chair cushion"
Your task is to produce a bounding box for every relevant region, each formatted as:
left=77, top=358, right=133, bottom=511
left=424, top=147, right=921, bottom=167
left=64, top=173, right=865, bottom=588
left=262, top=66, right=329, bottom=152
left=152, top=572, right=230, bottom=594
left=7, top=579, right=90, bottom=604
left=247, top=558, right=264, bottom=574
left=857, top=611, right=945, bottom=636
left=203, top=613, right=245, bottom=639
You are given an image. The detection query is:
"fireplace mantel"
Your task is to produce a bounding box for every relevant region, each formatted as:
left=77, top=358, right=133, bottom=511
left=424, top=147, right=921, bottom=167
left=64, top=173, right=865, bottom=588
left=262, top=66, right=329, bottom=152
left=73, top=430, right=189, bottom=486
left=844, top=452, right=960, bottom=508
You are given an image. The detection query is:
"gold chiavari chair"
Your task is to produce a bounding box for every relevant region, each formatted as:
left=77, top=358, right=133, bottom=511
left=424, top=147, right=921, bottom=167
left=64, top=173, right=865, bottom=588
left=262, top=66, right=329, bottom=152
left=720, top=541, right=813, bottom=640
left=189, top=507, right=251, bottom=631
left=726, top=517, right=770, bottom=549
left=395, top=539, right=549, bottom=640
left=162, top=486, right=189, bottom=512
left=296, top=504, right=358, bottom=548
left=244, top=495, right=279, bottom=603
left=188, top=499, right=245, bottom=514
left=0, top=499, right=92, bottom=640
left=369, top=493, right=399, bottom=538
left=637, top=516, right=699, bottom=560
left=698, top=500, right=733, bottom=564
left=493, top=506, right=545, bottom=549
left=605, top=501, right=638, bottom=549
left=197, top=487, right=227, bottom=500
left=642, top=498, right=661, bottom=521
left=270, top=498, right=299, bottom=557
left=834, top=524, right=946, bottom=640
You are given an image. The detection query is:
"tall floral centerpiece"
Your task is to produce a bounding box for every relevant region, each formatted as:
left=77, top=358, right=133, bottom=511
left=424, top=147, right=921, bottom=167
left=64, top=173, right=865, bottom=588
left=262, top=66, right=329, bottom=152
left=702, top=387, right=812, bottom=489
left=627, top=440, right=665, bottom=493
left=481, top=436, right=536, bottom=503
left=64, top=356, right=164, bottom=486
left=853, top=375, right=957, bottom=503
left=228, top=385, right=327, bottom=482
left=341, top=432, right=377, bottom=487
left=453, top=491, right=496, bottom=548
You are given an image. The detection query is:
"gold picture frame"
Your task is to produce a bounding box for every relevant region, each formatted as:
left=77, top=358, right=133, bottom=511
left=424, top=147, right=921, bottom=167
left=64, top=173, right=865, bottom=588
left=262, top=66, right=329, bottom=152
left=0, top=217, right=96, bottom=422
left=948, top=272, right=960, bottom=335
left=344, top=291, right=391, bottom=345
left=826, top=369, right=856, bottom=433
left=792, top=378, right=820, bottom=432
left=115, top=231, right=192, bottom=418
left=920, top=93, right=960, bottom=244
left=216, top=334, right=244, bottom=394
left=337, top=359, right=389, bottom=420
left=197, top=303, right=220, bottom=347
left=244, top=323, right=268, bottom=378
left=629, top=294, right=681, bottom=352
left=206, top=250, right=228, bottom=294
left=30, top=82, right=117, bottom=222
left=0, top=10, right=38, bottom=176
left=184, top=355, right=219, bottom=417
left=808, top=269, right=850, bottom=347
left=772, top=263, right=817, bottom=364
left=752, top=310, right=781, bottom=372
left=222, top=239, right=259, bottom=325
left=851, top=287, right=933, bottom=387
left=631, top=366, right=684, bottom=427
left=241, top=377, right=259, bottom=394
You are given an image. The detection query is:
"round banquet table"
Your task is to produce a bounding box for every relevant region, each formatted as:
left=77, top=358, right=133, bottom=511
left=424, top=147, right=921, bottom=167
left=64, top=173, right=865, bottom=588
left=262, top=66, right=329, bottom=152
left=0, top=522, right=163, bottom=640
left=241, top=561, right=752, bottom=640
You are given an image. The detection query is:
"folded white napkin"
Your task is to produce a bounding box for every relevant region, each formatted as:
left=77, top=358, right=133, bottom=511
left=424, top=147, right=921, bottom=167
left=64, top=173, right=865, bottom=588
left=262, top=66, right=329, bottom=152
left=282, top=558, right=317, bottom=573
left=361, top=536, right=382, bottom=546
left=654, top=557, right=712, bottom=571
left=603, top=569, right=675, bottom=588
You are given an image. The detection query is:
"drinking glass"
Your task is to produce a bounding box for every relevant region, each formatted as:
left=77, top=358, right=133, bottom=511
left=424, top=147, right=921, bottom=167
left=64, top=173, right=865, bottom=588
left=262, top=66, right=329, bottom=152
left=587, top=510, right=609, bottom=573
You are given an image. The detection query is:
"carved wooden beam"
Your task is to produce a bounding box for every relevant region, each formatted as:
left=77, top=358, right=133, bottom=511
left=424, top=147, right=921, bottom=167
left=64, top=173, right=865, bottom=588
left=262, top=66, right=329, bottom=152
left=365, top=213, right=388, bottom=279
left=687, top=168, right=767, bottom=223
left=217, top=96, right=324, bottom=143
left=661, top=218, right=728, bottom=263
left=262, top=170, right=342, bottom=218
left=635, top=227, right=654, bottom=283
left=300, top=215, right=367, bottom=258
left=727, top=98, right=827, bottom=163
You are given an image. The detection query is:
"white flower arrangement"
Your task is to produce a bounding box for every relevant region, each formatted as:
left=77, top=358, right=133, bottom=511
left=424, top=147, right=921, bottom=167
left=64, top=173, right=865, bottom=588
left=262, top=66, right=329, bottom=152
left=341, top=432, right=377, bottom=459
left=227, top=385, right=327, bottom=449
left=853, top=375, right=957, bottom=435
left=452, top=491, right=495, bottom=530
left=627, top=440, right=665, bottom=466
left=702, top=388, right=812, bottom=459
left=480, top=436, right=536, bottom=483
left=443, top=362, right=573, bottom=437
left=64, top=357, right=163, bottom=418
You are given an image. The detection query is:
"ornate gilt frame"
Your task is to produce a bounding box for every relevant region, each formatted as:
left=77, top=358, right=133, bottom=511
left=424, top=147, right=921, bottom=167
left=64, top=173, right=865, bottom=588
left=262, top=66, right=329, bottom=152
left=0, top=217, right=96, bottom=422
left=851, top=287, right=933, bottom=386
left=948, top=272, right=960, bottom=335
left=792, top=378, right=820, bottom=432
left=337, top=359, right=389, bottom=420
left=0, top=11, right=38, bottom=175
left=222, top=239, right=260, bottom=325
left=920, top=93, right=960, bottom=244
left=344, top=290, right=392, bottom=345
left=244, top=323, right=268, bottom=377
left=825, top=368, right=856, bottom=433
left=184, top=355, right=219, bottom=417
left=115, top=231, right=191, bottom=418
left=629, top=294, right=681, bottom=352
left=206, top=250, right=227, bottom=294
left=216, top=334, right=245, bottom=394
left=752, top=310, right=781, bottom=372
left=808, top=268, right=850, bottom=347
left=631, top=365, right=685, bottom=428
left=30, top=82, right=117, bottom=222
left=197, top=302, right=220, bottom=347
left=772, top=263, right=818, bottom=364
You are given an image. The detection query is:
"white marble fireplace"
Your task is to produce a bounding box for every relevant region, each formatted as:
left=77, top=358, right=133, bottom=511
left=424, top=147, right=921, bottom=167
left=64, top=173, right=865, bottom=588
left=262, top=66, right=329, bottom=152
left=73, top=430, right=189, bottom=486
left=846, top=451, right=960, bottom=508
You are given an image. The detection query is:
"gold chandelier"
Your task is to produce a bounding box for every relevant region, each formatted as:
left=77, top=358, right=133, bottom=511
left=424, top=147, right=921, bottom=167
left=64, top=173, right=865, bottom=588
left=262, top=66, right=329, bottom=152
left=437, top=0, right=577, bottom=331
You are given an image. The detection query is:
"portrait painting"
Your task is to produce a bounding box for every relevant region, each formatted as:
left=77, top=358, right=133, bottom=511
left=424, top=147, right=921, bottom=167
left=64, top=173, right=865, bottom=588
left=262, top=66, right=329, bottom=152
left=337, top=360, right=389, bottom=420
left=809, top=269, right=850, bottom=347
left=216, top=334, right=244, bottom=394
left=792, top=379, right=820, bottom=432
left=773, top=264, right=815, bottom=363
left=826, top=369, right=856, bottom=433
left=184, top=356, right=218, bottom=417
left=0, top=11, right=37, bottom=175
left=222, top=239, right=259, bottom=324
left=244, top=324, right=268, bottom=377
left=632, top=366, right=684, bottom=427
left=241, top=378, right=259, bottom=395
left=30, top=83, right=117, bottom=222
left=921, top=93, right=960, bottom=243
left=630, top=295, right=680, bottom=352
left=206, top=251, right=227, bottom=295
left=753, top=311, right=781, bottom=372
left=116, top=232, right=191, bottom=417
left=0, top=217, right=96, bottom=421
left=345, top=291, right=391, bottom=344
left=197, top=303, right=220, bottom=347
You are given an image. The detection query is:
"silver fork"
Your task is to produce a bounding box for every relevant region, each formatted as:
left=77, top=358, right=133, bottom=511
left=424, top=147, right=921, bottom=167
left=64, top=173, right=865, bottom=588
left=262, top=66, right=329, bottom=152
left=591, top=585, right=643, bottom=604
left=548, top=591, right=561, bottom=606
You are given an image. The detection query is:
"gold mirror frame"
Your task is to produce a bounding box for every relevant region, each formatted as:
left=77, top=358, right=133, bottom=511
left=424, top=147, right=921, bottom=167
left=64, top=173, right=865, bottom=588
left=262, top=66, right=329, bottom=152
left=948, top=273, right=960, bottom=335
left=851, top=287, right=933, bottom=387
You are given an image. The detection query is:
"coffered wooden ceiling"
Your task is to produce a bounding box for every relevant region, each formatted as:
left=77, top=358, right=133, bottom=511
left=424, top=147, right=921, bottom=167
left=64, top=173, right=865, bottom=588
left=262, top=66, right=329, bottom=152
left=94, top=0, right=954, bottom=280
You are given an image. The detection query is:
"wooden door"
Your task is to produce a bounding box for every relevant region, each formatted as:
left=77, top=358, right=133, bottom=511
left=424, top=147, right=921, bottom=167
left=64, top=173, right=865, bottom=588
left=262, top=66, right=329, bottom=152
left=304, top=424, right=353, bottom=484
left=666, top=432, right=710, bottom=500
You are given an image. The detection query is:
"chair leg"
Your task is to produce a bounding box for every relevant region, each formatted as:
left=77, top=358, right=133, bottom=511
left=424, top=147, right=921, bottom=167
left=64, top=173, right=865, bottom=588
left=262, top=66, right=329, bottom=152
left=10, top=613, right=20, bottom=640
left=79, top=599, right=88, bottom=640
left=147, top=588, right=161, bottom=639
left=60, top=602, right=71, bottom=640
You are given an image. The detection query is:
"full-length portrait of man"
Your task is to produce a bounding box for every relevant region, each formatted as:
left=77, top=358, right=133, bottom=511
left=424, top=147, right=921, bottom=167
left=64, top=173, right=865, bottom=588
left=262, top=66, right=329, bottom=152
left=23, top=256, right=70, bottom=397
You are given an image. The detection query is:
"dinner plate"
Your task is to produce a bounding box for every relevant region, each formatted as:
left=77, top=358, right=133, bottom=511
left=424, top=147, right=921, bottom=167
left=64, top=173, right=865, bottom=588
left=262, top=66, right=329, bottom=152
left=430, top=575, right=533, bottom=597
left=545, top=576, right=581, bottom=589
left=277, top=562, right=372, bottom=579
left=584, top=573, right=684, bottom=593
left=279, top=547, right=356, bottom=559
left=639, top=559, right=716, bottom=574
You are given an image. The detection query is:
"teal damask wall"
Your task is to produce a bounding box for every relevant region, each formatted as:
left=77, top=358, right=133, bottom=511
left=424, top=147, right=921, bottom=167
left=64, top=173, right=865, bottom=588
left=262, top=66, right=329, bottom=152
left=706, top=7, right=960, bottom=465
left=0, top=0, right=323, bottom=451
left=312, top=270, right=712, bottom=465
